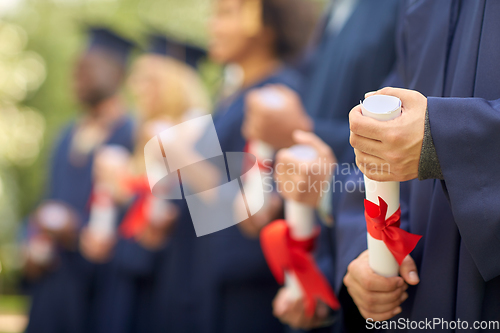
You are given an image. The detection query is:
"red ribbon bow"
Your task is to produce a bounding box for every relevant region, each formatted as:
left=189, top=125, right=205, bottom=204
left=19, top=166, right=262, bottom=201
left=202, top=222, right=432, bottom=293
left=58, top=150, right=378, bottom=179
left=260, top=220, right=340, bottom=317
left=364, top=197, right=422, bottom=265
left=119, top=177, right=152, bottom=239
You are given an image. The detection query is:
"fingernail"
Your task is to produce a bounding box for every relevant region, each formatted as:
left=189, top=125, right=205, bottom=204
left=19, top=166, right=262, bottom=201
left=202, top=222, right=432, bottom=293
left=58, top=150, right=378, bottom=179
left=397, top=279, right=404, bottom=287
left=364, top=91, right=376, bottom=98
left=400, top=292, right=408, bottom=302
left=393, top=307, right=402, bottom=316
left=409, top=271, right=420, bottom=284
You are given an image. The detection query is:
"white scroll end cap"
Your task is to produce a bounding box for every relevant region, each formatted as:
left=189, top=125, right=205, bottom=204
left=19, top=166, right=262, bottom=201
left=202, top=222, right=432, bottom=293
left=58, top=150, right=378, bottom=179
left=361, top=95, right=402, bottom=121
left=287, top=144, right=318, bottom=161
left=38, top=203, right=69, bottom=230
left=98, top=145, right=131, bottom=167
left=258, top=88, right=285, bottom=109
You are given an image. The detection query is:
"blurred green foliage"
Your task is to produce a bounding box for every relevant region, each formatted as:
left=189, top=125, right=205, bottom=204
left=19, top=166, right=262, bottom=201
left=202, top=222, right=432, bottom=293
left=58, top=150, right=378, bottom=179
left=0, top=0, right=217, bottom=293
left=0, top=294, right=29, bottom=314
left=11, top=0, right=214, bottom=218
left=0, top=0, right=325, bottom=294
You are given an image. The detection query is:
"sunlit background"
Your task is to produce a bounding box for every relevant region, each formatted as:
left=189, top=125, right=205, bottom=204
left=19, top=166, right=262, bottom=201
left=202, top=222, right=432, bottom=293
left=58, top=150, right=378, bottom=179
left=0, top=1, right=211, bottom=331
left=0, top=0, right=325, bottom=331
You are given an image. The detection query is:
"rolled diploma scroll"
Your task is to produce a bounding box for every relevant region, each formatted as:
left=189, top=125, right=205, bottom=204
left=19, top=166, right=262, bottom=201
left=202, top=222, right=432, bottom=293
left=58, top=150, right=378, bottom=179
left=284, top=145, right=318, bottom=299
left=245, top=89, right=285, bottom=211
left=88, top=145, right=130, bottom=238
left=251, top=88, right=286, bottom=161
left=88, top=186, right=117, bottom=239
left=361, top=95, right=402, bottom=277
left=38, top=203, right=70, bottom=231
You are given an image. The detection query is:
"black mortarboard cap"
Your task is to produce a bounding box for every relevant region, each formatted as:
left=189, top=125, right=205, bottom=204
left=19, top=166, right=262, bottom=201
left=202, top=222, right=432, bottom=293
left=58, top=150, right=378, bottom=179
left=87, top=27, right=135, bottom=65
left=148, top=34, right=206, bottom=69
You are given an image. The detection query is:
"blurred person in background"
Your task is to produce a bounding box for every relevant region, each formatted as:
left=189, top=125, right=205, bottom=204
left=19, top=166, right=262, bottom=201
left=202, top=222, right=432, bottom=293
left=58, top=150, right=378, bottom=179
left=147, top=0, right=315, bottom=333
left=81, top=33, right=211, bottom=333
left=336, top=0, right=500, bottom=331
left=241, top=0, right=401, bottom=331
left=202, top=0, right=316, bottom=328
left=22, top=27, right=135, bottom=333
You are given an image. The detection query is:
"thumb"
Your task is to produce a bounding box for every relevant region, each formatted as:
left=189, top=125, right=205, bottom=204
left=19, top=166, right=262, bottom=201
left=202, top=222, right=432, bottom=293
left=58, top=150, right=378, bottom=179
left=273, top=288, right=293, bottom=316
left=399, top=255, right=419, bottom=285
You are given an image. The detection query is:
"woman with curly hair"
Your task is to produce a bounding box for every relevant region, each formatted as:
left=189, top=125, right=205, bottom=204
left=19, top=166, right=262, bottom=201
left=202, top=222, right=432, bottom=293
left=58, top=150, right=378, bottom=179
left=149, top=0, right=318, bottom=332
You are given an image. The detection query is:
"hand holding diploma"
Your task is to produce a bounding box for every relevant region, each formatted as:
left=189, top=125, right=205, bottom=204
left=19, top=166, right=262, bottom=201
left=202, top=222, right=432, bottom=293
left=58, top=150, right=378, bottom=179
left=274, top=131, right=336, bottom=207
left=33, top=201, right=79, bottom=250
left=273, top=287, right=331, bottom=330
left=238, top=88, right=287, bottom=237
left=343, top=250, right=419, bottom=321
left=354, top=94, right=422, bottom=277
left=350, top=87, right=427, bottom=182
left=80, top=146, right=130, bottom=263
left=243, top=85, right=313, bottom=150
left=344, top=91, right=424, bottom=321
left=261, top=131, right=339, bottom=321
left=87, top=146, right=131, bottom=240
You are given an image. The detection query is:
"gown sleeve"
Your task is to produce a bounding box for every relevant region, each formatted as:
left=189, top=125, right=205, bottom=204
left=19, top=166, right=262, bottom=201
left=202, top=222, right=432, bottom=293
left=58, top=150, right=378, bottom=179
left=427, top=96, right=500, bottom=281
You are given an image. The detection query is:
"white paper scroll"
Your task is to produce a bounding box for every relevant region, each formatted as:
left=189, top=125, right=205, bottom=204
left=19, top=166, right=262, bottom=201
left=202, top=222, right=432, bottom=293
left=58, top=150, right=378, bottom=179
left=361, top=95, right=402, bottom=277
left=37, top=202, right=70, bottom=231
left=249, top=88, right=286, bottom=161
left=87, top=145, right=130, bottom=239
left=283, top=144, right=318, bottom=299
left=245, top=88, right=286, bottom=217
left=87, top=186, right=117, bottom=239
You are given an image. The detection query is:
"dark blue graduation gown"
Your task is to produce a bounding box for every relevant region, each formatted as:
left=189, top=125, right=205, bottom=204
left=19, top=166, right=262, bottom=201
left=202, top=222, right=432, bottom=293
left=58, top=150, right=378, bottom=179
left=87, top=235, right=159, bottom=333
left=300, top=0, right=399, bottom=167
left=335, top=1, right=500, bottom=331
left=149, top=198, right=200, bottom=333
left=150, top=69, right=301, bottom=333
left=26, top=116, right=134, bottom=333
left=203, top=69, right=302, bottom=333
left=291, top=1, right=400, bottom=332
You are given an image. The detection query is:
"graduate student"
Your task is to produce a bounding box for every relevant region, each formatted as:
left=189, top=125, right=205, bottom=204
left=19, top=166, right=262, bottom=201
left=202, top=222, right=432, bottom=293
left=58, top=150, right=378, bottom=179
left=242, top=0, right=400, bottom=173
left=82, top=33, right=210, bottom=333
left=24, top=27, right=135, bottom=333
left=240, top=0, right=400, bottom=330
left=149, top=1, right=316, bottom=332
left=203, top=0, right=321, bottom=332
left=341, top=0, right=500, bottom=331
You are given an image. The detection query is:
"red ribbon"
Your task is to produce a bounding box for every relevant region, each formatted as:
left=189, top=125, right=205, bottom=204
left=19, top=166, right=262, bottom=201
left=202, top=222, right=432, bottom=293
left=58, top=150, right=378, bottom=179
left=260, top=220, right=340, bottom=317
left=119, top=177, right=151, bottom=239
left=364, top=197, right=422, bottom=265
